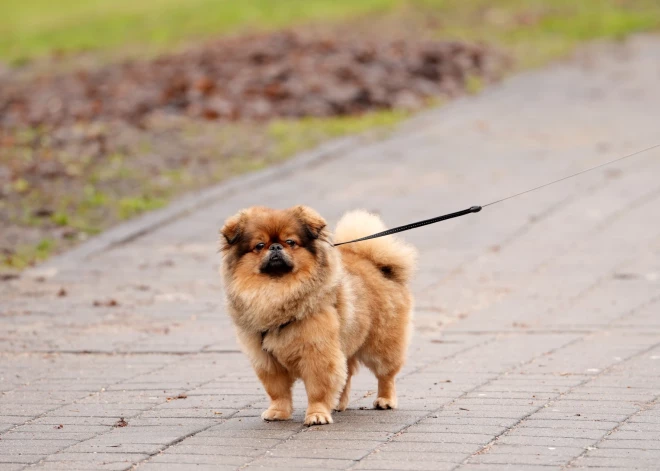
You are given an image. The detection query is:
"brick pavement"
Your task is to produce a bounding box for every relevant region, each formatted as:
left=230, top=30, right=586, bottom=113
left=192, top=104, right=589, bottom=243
left=1, top=36, right=660, bottom=470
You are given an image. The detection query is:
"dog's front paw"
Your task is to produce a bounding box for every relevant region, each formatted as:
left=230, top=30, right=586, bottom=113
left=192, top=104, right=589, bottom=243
left=304, top=411, right=333, bottom=426
left=373, top=397, right=397, bottom=410
left=261, top=407, right=292, bottom=421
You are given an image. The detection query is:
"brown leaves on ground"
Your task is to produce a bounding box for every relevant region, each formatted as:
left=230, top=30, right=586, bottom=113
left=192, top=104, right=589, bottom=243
left=113, top=418, right=128, bottom=428
left=0, top=31, right=509, bottom=131
left=93, top=299, right=119, bottom=307
left=166, top=394, right=187, bottom=401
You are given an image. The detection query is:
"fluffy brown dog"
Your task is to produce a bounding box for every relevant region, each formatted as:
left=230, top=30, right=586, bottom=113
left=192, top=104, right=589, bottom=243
left=219, top=206, right=416, bottom=425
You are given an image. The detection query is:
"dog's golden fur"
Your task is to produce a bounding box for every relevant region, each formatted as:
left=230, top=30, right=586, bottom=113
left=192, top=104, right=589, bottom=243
left=220, top=206, right=416, bottom=425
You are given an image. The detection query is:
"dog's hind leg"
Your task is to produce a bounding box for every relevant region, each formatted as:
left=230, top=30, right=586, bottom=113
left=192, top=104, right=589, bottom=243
left=335, top=357, right=359, bottom=412
left=373, top=370, right=398, bottom=409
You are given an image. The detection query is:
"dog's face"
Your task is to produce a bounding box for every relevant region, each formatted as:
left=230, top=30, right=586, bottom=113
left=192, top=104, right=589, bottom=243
left=220, top=206, right=330, bottom=284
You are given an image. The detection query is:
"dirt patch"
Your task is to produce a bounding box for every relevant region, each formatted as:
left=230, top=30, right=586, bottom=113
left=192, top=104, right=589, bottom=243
left=0, top=30, right=509, bottom=271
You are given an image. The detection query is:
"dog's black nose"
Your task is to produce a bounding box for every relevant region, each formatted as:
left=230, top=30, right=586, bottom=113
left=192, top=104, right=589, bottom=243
left=269, top=243, right=283, bottom=252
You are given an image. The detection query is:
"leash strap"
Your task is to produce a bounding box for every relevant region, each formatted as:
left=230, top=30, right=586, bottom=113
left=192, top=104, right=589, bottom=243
left=334, top=206, right=481, bottom=246
left=333, top=143, right=660, bottom=247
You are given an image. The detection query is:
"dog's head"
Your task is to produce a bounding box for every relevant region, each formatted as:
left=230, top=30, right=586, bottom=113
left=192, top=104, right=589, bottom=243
left=220, top=205, right=330, bottom=283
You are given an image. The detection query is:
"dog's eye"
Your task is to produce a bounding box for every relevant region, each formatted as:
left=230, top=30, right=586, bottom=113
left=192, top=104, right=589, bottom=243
left=285, top=239, right=296, bottom=247
left=255, top=243, right=265, bottom=251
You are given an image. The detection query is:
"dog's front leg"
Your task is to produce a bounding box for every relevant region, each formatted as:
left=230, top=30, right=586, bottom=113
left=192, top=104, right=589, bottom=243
left=299, top=349, right=347, bottom=425
left=297, top=315, right=347, bottom=425
left=237, top=329, right=295, bottom=421
left=255, top=358, right=295, bottom=421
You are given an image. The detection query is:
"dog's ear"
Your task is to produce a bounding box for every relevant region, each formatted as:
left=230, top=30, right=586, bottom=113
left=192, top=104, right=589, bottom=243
left=220, top=211, right=246, bottom=247
left=291, top=205, right=327, bottom=239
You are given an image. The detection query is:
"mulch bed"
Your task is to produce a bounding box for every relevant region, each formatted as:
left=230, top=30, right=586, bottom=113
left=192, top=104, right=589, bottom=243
left=0, top=31, right=509, bottom=130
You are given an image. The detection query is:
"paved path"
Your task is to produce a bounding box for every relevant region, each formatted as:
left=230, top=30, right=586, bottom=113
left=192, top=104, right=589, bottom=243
left=2, top=36, right=660, bottom=471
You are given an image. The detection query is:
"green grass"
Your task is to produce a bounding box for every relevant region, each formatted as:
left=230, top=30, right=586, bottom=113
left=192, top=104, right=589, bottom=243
left=428, top=0, right=660, bottom=67
left=118, top=195, right=167, bottom=219
left=2, top=239, right=56, bottom=270
left=268, top=110, right=410, bottom=159
left=2, top=0, right=659, bottom=64
left=0, top=0, right=397, bottom=63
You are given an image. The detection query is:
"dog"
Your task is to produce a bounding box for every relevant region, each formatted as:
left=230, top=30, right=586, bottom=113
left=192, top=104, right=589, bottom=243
left=219, top=205, right=416, bottom=425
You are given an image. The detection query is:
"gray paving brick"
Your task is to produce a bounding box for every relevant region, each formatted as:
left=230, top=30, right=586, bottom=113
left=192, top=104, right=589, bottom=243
left=458, top=466, right=561, bottom=471
left=30, top=462, right=133, bottom=470
left=353, top=459, right=456, bottom=470
left=574, top=456, right=658, bottom=468
left=483, top=444, right=584, bottom=456
left=45, top=453, right=149, bottom=463
left=383, top=441, right=480, bottom=454
left=598, top=439, right=660, bottom=450
left=0, top=464, right=27, bottom=471
left=587, top=448, right=660, bottom=459
left=522, top=419, right=618, bottom=430
left=246, top=456, right=355, bottom=469
left=392, top=432, right=492, bottom=445
left=0, top=454, right=45, bottom=464
left=277, top=439, right=382, bottom=450
left=468, top=453, right=569, bottom=466
left=0, top=440, right=75, bottom=454
left=165, top=444, right=264, bottom=457
left=139, top=465, right=236, bottom=471
left=197, top=428, right=298, bottom=440
left=148, top=453, right=250, bottom=465
left=495, top=435, right=595, bottom=448
left=267, top=447, right=370, bottom=460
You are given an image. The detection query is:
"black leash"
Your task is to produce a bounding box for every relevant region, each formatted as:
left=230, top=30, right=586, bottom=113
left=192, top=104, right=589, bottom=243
left=334, top=143, right=660, bottom=246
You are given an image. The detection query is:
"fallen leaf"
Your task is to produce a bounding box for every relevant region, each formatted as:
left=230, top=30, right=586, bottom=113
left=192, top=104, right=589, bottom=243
left=114, top=418, right=128, bottom=428
left=93, top=299, right=119, bottom=307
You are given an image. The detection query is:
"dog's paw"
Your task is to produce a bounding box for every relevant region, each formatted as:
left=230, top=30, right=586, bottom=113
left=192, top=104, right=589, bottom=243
left=261, top=407, right=292, bottom=421
left=334, top=397, right=350, bottom=412
left=304, top=411, right=333, bottom=426
left=373, top=397, right=397, bottom=410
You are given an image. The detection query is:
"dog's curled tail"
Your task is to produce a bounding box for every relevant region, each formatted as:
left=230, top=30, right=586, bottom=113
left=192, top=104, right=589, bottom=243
left=334, top=210, right=417, bottom=283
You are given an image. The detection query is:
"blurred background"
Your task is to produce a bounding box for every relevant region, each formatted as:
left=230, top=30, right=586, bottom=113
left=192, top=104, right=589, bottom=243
left=1, top=0, right=659, bottom=273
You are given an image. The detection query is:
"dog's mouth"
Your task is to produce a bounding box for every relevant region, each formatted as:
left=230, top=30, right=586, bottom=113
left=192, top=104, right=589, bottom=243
left=260, top=253, right=293, bottom=276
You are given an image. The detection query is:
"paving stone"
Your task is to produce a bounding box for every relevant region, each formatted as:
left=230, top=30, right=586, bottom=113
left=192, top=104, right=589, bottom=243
left=267, top=447, right=370, bottom=460
left=458, top=466, right=561, bottom=471
left=391, top=432, right=492, bottom=445
left=574, top=456, right=658, bottom=468
left=277, top=439, right=382, bottom=450
left=467, top=453, right=570, bottom=466
left=44, top=453, right=149, bottom=463
left=0, top=454, right=45, bottom=464
left=245, top=456, right=355, bottom=469
left=139, top=465, right=236, bottom=471
left=382, top=441, right=480, bottom=454
left=495, top=435, right=595, bottom=448
left=598, top=439, right=660, bottom=450
left=505, top=427, right=605, bottom=439
left=0, top=464, right=27, bottom=471
left=353, top=459, right=456, bottom=470
left=30, top=462, right=133, bottom=470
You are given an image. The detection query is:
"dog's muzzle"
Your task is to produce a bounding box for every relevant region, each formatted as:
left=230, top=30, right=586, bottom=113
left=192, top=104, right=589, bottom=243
left=260, top=245, right=293, bottom=275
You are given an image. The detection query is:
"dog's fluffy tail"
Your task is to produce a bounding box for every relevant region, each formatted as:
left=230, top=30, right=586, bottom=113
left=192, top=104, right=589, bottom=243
left=334, top=210, right=417, bottom=283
